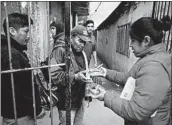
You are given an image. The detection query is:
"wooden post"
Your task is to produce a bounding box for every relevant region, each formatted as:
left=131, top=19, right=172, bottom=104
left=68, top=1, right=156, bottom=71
left=64, top=2, right=71, bottom=125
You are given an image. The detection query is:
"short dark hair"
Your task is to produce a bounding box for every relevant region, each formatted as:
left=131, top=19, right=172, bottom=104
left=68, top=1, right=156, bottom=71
left=50, top=21, right=64, bottom=35
left=85, top=20, right=94, bottom=27
left=3, top=13, right=33, bottom=34
left=130, top=15, right=171, bottom=44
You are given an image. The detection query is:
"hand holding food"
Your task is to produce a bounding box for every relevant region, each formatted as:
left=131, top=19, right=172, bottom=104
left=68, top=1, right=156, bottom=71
left=88, top=66, right=107, bottom=77
left=89, top=85, right=106, bottom=101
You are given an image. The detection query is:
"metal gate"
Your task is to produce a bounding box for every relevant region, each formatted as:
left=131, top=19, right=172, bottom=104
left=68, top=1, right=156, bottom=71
left=1, top=1, right=71, bottom=125
left=152, top=1, right=172, bottom=53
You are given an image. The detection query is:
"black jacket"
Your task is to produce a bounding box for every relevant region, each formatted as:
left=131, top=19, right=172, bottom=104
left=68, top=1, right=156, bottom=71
left=51, top=42, right=86, bottom=110
left=1, top=35, right=42, bottom=118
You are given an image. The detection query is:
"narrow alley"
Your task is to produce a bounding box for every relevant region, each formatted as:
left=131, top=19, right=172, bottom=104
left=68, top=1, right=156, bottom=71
left=1, top=1, right=171, bottom=125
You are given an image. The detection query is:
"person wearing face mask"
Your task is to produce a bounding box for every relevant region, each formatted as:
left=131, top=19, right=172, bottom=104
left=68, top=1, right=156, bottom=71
left=50, top=25, right=91, bottom=125
left=1, top=13, right=43, bottom=125
left=89, top=16, right=171, bottom=125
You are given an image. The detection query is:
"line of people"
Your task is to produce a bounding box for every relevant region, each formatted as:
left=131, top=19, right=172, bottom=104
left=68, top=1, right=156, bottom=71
left=1, top=13, right=97, bottom=125
left=1, top=12, right=171, bottom=125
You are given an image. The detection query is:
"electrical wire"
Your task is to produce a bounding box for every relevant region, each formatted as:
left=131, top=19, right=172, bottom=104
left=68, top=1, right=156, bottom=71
left=88, top=2, right=102, bottom=19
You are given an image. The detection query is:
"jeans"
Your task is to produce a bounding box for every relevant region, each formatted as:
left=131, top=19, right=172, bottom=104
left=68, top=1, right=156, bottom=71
left=2, top=116, right=35, bottom=125
left=58, top=101, right=85, bottom=125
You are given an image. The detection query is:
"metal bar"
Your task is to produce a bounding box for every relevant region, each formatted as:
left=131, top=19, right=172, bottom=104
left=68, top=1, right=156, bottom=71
left=119, top=28, right=122, bottom=53
left=166, top=30, right=171, bottom=51
left=46, top=2, right=54, bottom=125
left=126, top=25, right=130, bottom=57
left=64, top=2, right=71, bottom=125
left=154, top=2, right=158, bottom=19
left=165, top=2, right=171, bottom=52
left=28, top=2, right=37, bottom=125
left=159, top=2, right=165, bottom=42
left=167, top=2, right=171, bottom=16
left=120, top=27, right=123, bottom=54
left=169, top=41, right=172, bottom=53
left=157, top=2, right=161, bottom=19
left=154, top=2, right=157, bottom=18
left=124, top=26, right=127, bottom=56
left=118, top=28, right=120, bottom=53
left=152, top=2, right=156, bottom=18
left=162, top=2, right=167, bottom=43
left=160, top=2, right=164, bottom=19
left=163, top=31, right=166, bottom=43
left=117, top=22, right=131, bottom=28
left=155, top=2, right=160, bottom=19
left=122, top=26, right=125, bottom=55
left=163, top=2, right=167, bottom=16
left=1, top=63, right=65, bottom=74
left=117, top=28, right=119, bottom=52
left=122, top=26, right=125, bottom=54
left=4, top=2, right=18, bottom=125
left=128, top=25, right=130, bottom=57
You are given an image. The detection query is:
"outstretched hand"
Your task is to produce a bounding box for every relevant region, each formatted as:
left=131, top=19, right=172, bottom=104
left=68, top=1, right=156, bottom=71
left=75, top=71, right=93, bottom=83
left=89, top=67, right=107, bottom=77
left=89, top=85, right=106, bottom=101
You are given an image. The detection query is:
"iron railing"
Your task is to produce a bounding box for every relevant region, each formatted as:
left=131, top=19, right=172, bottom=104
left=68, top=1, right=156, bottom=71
left=152, top=1, right=172, bottom=53
left=116, top=23, right=131, bottom=57
left=1, top=1, right=71, bottom=125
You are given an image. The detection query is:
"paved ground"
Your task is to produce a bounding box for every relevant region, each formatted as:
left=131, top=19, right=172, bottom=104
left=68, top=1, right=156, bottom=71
left=83, top=99, right=124, bottom=125
left=37, top=77, right=124, bottom=125
left=37, top=56, right=124, bottom=125
left=37, top=99, right=124, bottom=125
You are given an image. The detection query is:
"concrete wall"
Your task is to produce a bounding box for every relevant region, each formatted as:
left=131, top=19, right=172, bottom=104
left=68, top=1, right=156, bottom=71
left=1, top=2, right=21, bottom=34
left=97, top=2, right=153, bottom=72
left=49, top=2, right=64, bottom=23
left=1, top=2, right=64, bottom=66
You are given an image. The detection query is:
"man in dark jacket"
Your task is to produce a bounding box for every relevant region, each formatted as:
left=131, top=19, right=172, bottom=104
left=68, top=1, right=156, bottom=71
left=50, top=25, right=91, bottom=125
left=1, top=13, right=42, bottom=125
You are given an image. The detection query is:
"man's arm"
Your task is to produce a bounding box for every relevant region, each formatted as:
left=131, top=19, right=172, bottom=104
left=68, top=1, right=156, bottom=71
left=51, top=47, right=76, bottom=86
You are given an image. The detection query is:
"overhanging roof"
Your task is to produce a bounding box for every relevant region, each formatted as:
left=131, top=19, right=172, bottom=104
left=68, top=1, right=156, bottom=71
left=71, top=1, right=89, bottom=16
left=97, top=2, right=137, bottom=30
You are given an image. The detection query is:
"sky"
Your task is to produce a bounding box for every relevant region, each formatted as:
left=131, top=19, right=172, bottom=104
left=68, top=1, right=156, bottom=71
left=88, top=2, right=121, bottom=29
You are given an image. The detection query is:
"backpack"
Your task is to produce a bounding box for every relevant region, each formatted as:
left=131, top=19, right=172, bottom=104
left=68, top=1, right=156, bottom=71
left=37, top=44, right=65, bottom=110
left=40, top=44, right=65, bottom=82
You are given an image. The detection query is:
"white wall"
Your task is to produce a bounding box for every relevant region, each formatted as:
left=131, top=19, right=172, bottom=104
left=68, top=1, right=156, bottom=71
left=97, top=2, right=153, bottom=72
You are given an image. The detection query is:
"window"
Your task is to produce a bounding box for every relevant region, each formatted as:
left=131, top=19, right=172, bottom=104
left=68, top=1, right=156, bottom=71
left=116, top=23, right=130, bottom=57
left=152, top=1, right=172, bottom=53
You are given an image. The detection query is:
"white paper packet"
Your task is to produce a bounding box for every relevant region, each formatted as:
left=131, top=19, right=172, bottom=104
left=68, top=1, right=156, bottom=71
left=120, top=77, right=136, bottom=100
